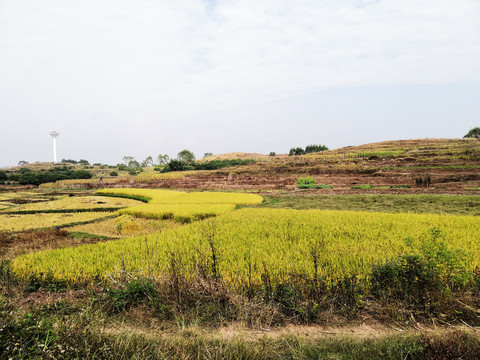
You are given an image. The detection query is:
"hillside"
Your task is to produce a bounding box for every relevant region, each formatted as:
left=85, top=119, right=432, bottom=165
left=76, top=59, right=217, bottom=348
left=127, top=138, right=480, bottom=193
left=6, top=138, right=480, bottom=194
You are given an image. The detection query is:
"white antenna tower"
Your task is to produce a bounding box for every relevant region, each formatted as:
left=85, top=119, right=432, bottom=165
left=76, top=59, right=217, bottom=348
left=49, top=131, right=59, bottom=164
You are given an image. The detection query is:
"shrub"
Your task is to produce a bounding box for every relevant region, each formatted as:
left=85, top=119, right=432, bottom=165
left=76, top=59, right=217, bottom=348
left=297, top=176, right=316, bottom=189
left=106, top=278, right=157, bottom=313
left=109, top=171, right=118, bottom=176
left=71, top=170, right=93, bottom=179
left=371, top=228, right=470, bottom=307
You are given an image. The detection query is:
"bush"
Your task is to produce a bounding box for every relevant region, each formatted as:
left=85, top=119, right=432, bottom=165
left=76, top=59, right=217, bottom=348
left=193, top=159, right=253, bottom=171
left=109, top=171, right=118, bottom=176
left=297, top=176, right=316, bottom=189
left=13, top=166, right=93, bottom=185
left=71, top=170, right=93, bottom=179
left=106, top=278, right=157, bottom=313
left=371, top=228, right=470, bottom=307
left=161, top=159, right=254, bottom=173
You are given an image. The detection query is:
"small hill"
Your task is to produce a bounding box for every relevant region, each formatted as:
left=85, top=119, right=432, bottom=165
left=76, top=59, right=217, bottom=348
left=13, top=138, right=480, bottom=194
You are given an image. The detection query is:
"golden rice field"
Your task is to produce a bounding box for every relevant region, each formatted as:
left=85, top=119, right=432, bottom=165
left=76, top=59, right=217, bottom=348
left=0, top=212, right=113, bottom=232
left=11, top=208, right=480, bottom=286
left=1, top=195, right=142, bottom=212
left=96, top=188, right=264, bottom=205
left=118, top=203, right=237, bottom=222
left=69, top=216, right=182, bottom=238
left=97, top=188, right=263, bottom=222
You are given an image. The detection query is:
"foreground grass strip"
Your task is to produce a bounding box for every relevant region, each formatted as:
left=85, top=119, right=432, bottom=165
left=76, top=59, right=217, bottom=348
left=1, top=305, right=480, bottom=360
left=12, top=209, right=480, bottom=284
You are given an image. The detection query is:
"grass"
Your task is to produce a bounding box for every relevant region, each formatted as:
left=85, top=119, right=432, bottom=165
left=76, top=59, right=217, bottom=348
left=259, top=194, right=480, bottom=216
left=1, top=281, right=480, bottom=359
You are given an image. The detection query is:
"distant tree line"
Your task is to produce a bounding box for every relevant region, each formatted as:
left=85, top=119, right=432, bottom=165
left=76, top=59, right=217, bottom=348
left=289, top=144, right=328, bottom=156
left=0, top=166, right=92, bottom=185
left=160, top=159, right=254, bottom=173
left=117, top=150, right=252, bottom=174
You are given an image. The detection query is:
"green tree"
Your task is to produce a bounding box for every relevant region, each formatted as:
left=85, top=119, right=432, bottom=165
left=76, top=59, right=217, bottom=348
left=0, top=170, right=7, bottom=183
left=203, top=152, right=213, bottom=158
left=305, top=144, right=328, bottom=154
left=156, top=154, right=170, bottom=165
left=123, top=156, right=141, bottom=169
left=141, top=156, right=153, bottom=167
left=177, top=149, right=195, bottom=162
left=289, top=147, right=305, bottom=156
left=464, top=127, right=480, bottom=139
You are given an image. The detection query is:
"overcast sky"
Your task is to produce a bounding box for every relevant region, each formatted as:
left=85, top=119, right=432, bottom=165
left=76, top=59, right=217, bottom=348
left=1, top=0, right=479, bottom=167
